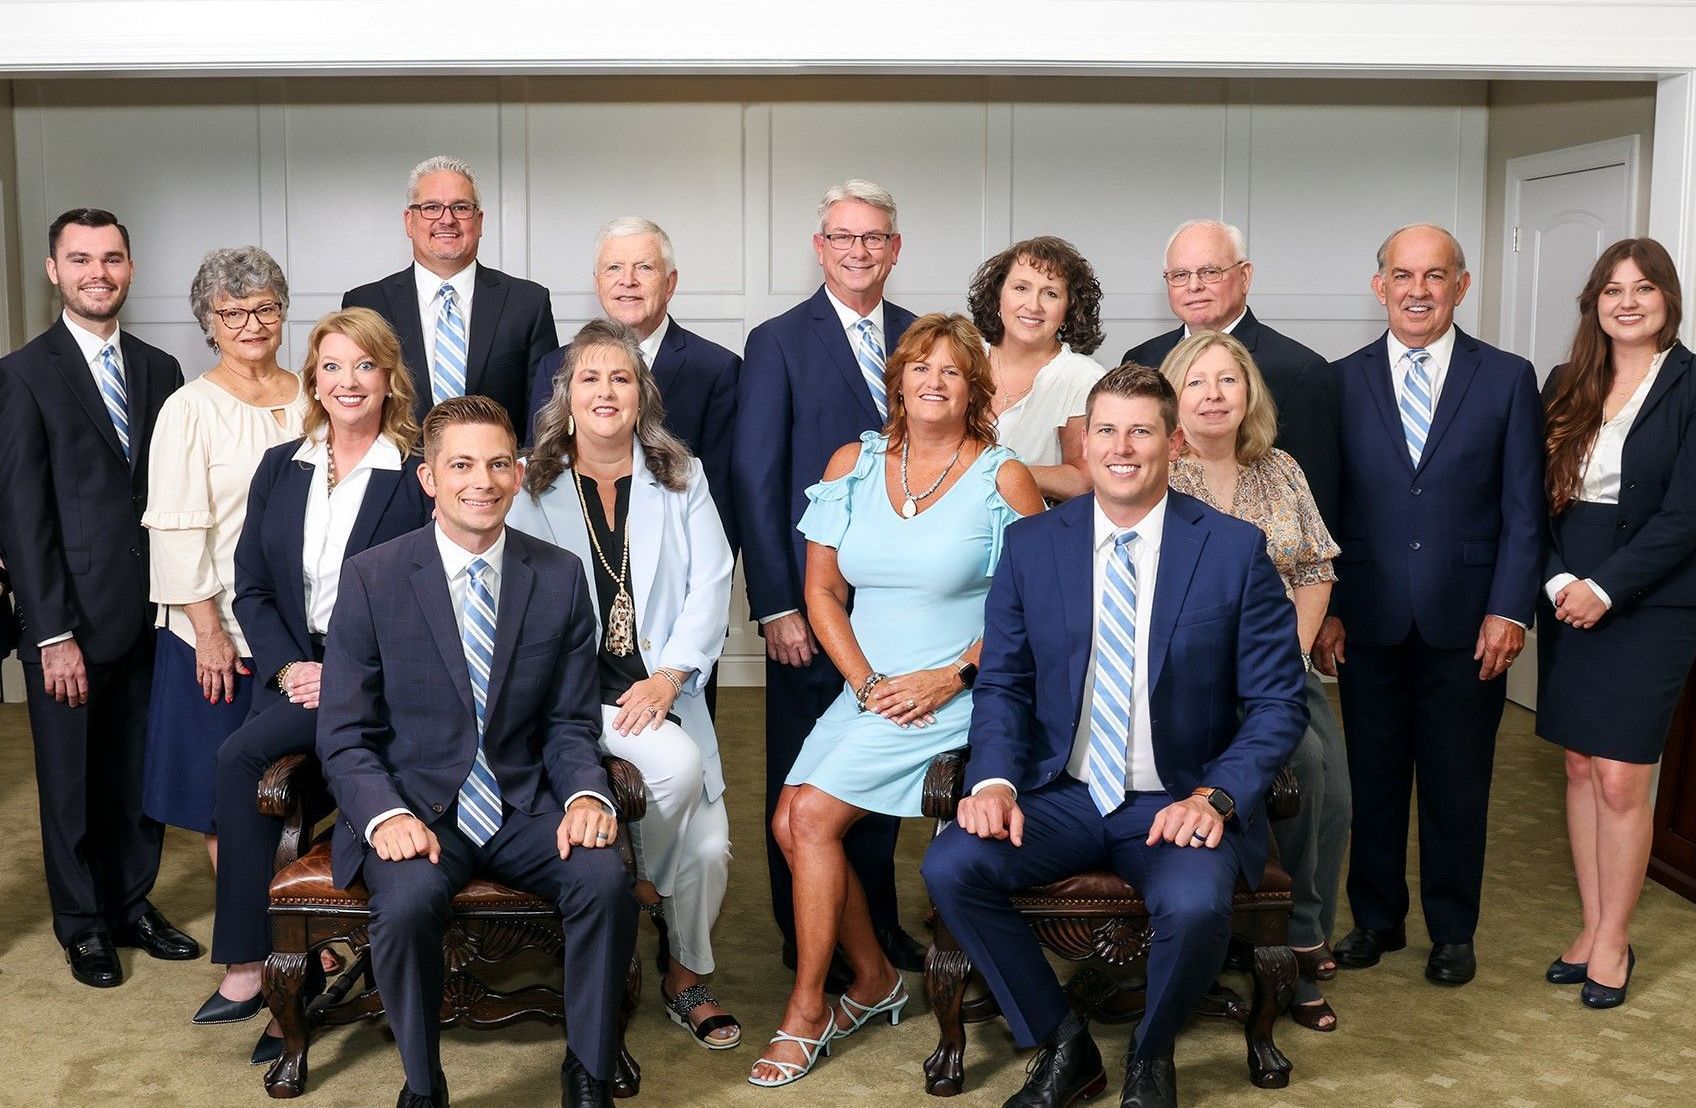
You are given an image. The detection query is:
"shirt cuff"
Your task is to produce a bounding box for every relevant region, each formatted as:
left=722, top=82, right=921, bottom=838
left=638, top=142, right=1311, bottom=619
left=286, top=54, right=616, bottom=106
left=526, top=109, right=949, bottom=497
left=364, top=807, right=413, bottom=843
left=1544, top=573, right=1579, bottom=603
left=1490, top=614, right=1528, bottom=630
left=563, top=790, right=618, bottom=816
left=36, top=631, right=75, bottom=648
left=970, top=777, right=1017, bottom=799
left=758, top=609, right=799, bottom=625
left=1585, top=578, right=1614, bottom=609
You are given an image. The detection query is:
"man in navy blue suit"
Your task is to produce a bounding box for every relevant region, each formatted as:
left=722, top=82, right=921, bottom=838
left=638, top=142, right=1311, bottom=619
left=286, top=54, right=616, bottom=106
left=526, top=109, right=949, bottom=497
left=1313, top=224, right=1543, bottom=988
left=732, top=179, right=927, bottom=976
left=316, top=397, right=635, bottom=1108
left=923, top=365, right=1306, bottom=1108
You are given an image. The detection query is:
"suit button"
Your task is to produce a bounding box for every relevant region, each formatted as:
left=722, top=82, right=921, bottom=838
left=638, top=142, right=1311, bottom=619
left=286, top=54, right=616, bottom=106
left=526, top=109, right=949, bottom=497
left=642, top=638, right=652, bottom=651
left=1410, top=487, right=1422, bottom=496
left=431, top=803, right=444, bottom=814
left=130, top=547, right=140, bottom=557
left=1409, top=541, right=1421, bottom=551
left=1617, top=521, right=1629, bottom=531
left=1625, top=481, right=1637, bottom=491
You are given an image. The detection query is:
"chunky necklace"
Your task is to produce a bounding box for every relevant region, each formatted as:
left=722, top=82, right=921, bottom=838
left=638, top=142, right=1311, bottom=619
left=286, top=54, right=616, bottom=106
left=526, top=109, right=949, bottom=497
left=572, top=469, right=636, bottom=656
left=325, top=439, right=339, bottom=493
left=899, top=436, right=965, bottom=518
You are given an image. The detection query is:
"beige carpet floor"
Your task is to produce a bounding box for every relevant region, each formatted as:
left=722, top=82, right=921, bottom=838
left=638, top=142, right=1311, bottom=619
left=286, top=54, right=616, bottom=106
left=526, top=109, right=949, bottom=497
left=0, top=691, right=1692, bottom=1106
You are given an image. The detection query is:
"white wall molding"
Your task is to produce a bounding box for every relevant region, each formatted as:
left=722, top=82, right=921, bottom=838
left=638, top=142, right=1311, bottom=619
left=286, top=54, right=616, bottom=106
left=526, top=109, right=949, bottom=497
left=1650, top=72, right=1696, bottom=342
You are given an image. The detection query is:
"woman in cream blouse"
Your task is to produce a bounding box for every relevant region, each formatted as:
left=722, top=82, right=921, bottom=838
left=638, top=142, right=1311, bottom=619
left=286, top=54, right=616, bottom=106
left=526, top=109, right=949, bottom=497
left=143, top=247, right=307, bottom=861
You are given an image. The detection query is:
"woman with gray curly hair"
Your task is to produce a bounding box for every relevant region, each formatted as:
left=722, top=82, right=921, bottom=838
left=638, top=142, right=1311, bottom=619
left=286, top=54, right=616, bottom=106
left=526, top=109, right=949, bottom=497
left=141, top=246, right=307, bottom=861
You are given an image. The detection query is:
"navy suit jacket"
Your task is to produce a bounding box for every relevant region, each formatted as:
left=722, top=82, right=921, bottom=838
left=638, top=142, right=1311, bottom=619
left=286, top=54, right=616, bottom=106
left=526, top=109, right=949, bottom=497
left=964, top=492, right=1307, bottom=886
left=1544, top=341, right=1696, bottom=610
left=342, top=264, right=558, bottom=437
left=732, top=286, right=917, bottom=620
left=232, top=439, right=435, bottom=707
left=0, top=321, right=183, bottom=663
left=316, top=525, right=607, bottom=887
left=529, top=319, right=741, bottom=550
left=1330, top=328, right=1544, bottom=648
left=1124, top=307, right=1341, bottom=531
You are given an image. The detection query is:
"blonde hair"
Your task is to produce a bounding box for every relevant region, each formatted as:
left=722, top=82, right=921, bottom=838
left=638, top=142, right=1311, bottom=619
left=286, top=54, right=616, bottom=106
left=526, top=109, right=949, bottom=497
left=1160, top=331, right=1278, bottom=465
left=300, top=308, right=421, bottom=456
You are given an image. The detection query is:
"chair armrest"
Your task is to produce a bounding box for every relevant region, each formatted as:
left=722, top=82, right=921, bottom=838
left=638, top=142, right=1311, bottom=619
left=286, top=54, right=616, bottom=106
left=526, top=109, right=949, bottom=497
left=258, top=753, right=317, bottom=820
left=1264, top=763, right=1301, bottom=821
left=602, top=755, right=647, bottom=822
left=922, top=749, right=968, bottom=821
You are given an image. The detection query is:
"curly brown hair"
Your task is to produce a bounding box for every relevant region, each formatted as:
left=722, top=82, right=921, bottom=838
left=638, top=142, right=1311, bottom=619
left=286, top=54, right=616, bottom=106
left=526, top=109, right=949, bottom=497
left=966, top=236, right=1105, bottom=355
left=881, top=313, right=999, bottom=449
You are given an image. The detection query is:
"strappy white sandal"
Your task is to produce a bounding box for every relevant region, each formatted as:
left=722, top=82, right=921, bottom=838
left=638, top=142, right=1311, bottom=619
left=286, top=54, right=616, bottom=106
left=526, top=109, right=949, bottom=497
left=747, top=1027, right=832, bottom=1088
left=831, top=976, right=910, bottom=1039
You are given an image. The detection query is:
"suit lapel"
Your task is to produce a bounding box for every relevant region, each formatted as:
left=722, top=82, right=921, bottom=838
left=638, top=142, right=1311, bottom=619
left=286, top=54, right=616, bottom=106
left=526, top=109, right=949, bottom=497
left=1053, top=498, right=1096, bottom=707
left=1146, top=497, right=1205, bottom=695
left=1359, top=334, right=1413, bottom=474
left=118, top=332, right=152, bottom=472
left=386, top=270, right=430, bottom=415
left=482, top=531, right=534, bottom=725
left=275, top=458, right=314, bottom=634
left=1230, top=307, right=1262, bottom=353
left=808, top=287, right=882, bottom=425
left=465, top=266, right=508, bottom=394
left=343, top=467, right=404, bottom=559
left=411, top=540, right=478, bottom=725
left=47, top=323, right=127, bottom=463
left=541, top=478, right=603, bottom=635
left=650, top=319, right=687, bottom=393
left=1417, top=330, right=1481, bottom=474
left=1628, top=342, right=1691, bottom=435
left=629, top=450, right=663, bottom=628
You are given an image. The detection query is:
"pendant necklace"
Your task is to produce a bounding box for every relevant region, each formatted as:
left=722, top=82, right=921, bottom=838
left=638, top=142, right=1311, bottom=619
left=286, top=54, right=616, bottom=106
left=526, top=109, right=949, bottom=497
left=899, top=436, right=965, bottom=518
left=572, top=469, right=636, bottom=656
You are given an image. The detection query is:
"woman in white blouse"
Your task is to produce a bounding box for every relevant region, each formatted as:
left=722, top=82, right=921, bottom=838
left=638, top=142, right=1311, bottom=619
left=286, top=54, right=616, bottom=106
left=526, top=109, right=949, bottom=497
left=1538, top=238, right=1696, bottom=1010
left=966, top=236, right=1106, bottom=501
left=142, top=247, right=307, bottom=858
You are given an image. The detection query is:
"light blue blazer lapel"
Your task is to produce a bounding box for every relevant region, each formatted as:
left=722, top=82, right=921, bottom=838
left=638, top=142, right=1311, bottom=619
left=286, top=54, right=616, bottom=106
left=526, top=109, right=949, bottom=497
left=536, top=474, right=603, bottom=640
left=1146, top=496, right=1205, bottom=695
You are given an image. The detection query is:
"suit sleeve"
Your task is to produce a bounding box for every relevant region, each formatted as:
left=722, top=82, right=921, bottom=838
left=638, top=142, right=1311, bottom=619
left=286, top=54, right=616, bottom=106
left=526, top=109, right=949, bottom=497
left=963, top=533, right=1039, bottom=793
left=1485, top=359, right=1547, bottom=625
left=733, top=324, right=799, bottom=620
left=1538, top=367, right=1573, bottom=585
left=699, top=351, right=742, bottom=554
left=541, top=559, right=614, bottom=803
left=656, top=463, right=733, bottom=689
left=1588, top=403, right=1696, bottom=605
left=522, top=289, right=561, bottom=437
left=231, top=453, right=294, bottom=686
left=0, top=363, right=77, bottom=641
left=315, top=559, right=409, bottom=837
left=527, top=346, right=565, bottom=446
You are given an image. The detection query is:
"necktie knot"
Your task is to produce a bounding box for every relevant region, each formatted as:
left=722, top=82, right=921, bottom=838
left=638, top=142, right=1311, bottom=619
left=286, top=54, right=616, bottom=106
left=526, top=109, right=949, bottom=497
left=468, top=555, right=488, bottom=584
left=1114, top=530, right=1139, bottom=553
left=439, top=283, right=457, bottom=307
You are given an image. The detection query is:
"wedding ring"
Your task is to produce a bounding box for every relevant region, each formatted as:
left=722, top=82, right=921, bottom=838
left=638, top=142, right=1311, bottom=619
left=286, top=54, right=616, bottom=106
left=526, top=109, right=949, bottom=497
left=595, top=832, right=608, bottom=841
left=906, top=698, right=917, bottom=709
left=643, top=706, right=656, bottom=714
left=1191, top=831, right=1207, bottom=843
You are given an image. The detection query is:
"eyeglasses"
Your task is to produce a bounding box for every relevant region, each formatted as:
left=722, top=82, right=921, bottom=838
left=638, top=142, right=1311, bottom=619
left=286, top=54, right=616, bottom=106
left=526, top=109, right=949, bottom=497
left=408, top=201, right=480, bottom=221
left=213, top=304, right=282, bottom=329
left=821, top=231, right=895, bottom=252
left=1162, top=261, right=1247, bottom=287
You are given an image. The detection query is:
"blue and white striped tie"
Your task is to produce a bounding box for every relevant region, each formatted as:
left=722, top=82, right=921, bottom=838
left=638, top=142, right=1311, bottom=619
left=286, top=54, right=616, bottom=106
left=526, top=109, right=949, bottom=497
left=854, top=318, right=887, bottom=419
left=456, top=556, right=504, bottom=846
left=96, top=344, right=131, bottom=461
left=433, top=284, right=468, bottom=406
left=1087, top=531, right=1139, bottom=817
left=1400, top=348, right=1434, bottom=465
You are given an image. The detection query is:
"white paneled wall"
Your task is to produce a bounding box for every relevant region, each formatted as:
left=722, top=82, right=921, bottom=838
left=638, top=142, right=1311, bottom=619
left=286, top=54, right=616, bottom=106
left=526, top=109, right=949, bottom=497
left=10, top=76, right=1487, bottom=682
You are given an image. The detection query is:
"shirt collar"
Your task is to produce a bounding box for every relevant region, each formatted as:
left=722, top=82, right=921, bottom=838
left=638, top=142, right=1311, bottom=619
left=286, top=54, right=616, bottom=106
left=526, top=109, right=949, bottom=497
left=1182, top=308, right=1248, bottom=339
left=1386, top=324, right=1456, bottom=372
left=292, top=428, right=406, bottom=473
left=416, top=260, right=478, bottom=305
left=435, top=523, right=506, bottom=581
left=822, top=285, right=884, bottom=337
left=637, top=316, right=671, bottom=369
left=1092, top=492, right=1168, bottom=555
left=61, top=311, right=123, bottom=364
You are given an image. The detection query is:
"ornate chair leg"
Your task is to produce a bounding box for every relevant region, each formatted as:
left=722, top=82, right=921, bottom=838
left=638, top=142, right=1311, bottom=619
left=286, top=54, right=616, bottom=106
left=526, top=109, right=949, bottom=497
left=262, top=948, right=312, bottom=1098
left=923, top=922, right=972, bottom=1097
left=1245, top=945, right=1296, bottom=1089
left=611, top=945, right=642, bottom=1099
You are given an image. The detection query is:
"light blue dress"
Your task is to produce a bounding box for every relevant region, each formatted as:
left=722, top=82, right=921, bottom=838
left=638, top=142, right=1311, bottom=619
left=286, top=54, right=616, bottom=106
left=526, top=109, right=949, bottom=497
left=785, top=432, right=1021, bottom=816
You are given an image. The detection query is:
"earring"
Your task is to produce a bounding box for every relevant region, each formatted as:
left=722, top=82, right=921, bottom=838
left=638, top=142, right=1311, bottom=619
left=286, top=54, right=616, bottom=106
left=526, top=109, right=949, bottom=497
left=567, top=414, right=576, bottom=436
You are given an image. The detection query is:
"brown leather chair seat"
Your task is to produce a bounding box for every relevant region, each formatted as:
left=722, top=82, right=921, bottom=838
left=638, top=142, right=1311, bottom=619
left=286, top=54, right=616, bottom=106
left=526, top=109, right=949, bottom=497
left=1012, top=859, right=1292, bottom=912
left=268, top=842, right=559, bottom=912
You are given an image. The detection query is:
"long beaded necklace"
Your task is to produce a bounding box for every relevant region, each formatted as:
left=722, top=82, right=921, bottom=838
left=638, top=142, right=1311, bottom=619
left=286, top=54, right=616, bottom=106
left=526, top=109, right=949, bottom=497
left=899, top=436, right=965, bottom=518
left=325, top=439, right=339, bottom=493
left=572, top=469, right=636, bottom=656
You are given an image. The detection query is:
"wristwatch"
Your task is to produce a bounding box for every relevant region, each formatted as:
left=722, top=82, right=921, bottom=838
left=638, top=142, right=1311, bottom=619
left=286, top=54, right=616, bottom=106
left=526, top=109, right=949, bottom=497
left=956, top=661, right=979, bottom=689
left=1193, top=786, right=1236, bottom=822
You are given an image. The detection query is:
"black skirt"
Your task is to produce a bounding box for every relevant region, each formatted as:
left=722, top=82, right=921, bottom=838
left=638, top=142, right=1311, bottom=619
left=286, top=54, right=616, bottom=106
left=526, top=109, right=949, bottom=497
left=1537, top=501, right=1696, bottom=763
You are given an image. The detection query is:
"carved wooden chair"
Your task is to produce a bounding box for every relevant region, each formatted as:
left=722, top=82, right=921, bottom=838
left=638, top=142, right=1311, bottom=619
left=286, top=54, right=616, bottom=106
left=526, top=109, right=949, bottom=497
left=255, top=752, right=647, bottom=1099
left=919, top=750, right=1300, bottom=1097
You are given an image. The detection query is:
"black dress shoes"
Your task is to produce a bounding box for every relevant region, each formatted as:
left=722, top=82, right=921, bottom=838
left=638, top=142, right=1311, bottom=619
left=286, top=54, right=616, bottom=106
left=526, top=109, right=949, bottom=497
left=115, top=908, right=202, bottom=960
left=1545, top=956, right=1588, bottom=985
left=66, top=927, right=122, bottom=988
left=1333, top=925, right=1407, bottom=969
left=781, top=939, right=855, bottom=995
left=1580, top=946, right=1634, bottom=1009
left=1003, top=1024, right=1106, bottom=1108
left=396, top=1075, right=448, bottom=1107
left=562, top=1050, right=612, bottom=1108
left=192, top=986, right=265, bottom=1024
left=250, top=1030, right=284, bottom=1067
left=1425, top=943, right=1477, bottom=986
left=1121, top=1048, right=1178, bottom=1108
left=876, top=926, right=929, bottom=973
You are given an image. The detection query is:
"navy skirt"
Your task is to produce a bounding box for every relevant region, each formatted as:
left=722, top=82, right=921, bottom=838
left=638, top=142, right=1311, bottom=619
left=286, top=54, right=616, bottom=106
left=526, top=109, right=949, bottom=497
left=143, top=628, right=256, bottom=833
left=1537, top=502, right=1696, bottom=764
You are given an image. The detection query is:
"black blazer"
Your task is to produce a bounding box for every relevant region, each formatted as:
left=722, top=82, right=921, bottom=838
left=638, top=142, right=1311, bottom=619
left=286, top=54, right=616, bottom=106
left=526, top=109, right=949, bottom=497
left=342, top=264, right=558, bottom=437
left=529, top=319, right=742, bottom=550
left=1124, top=306, right=1341, bottom=530
left=316, top=525, right=607, bottom=887
left=0, top=562, right=17, bottom=657
left=232, top=438, right=435, bottom=704
left=1544, top=341, right=1696, bottom=610
left=0, top=321, right=182, bottom=663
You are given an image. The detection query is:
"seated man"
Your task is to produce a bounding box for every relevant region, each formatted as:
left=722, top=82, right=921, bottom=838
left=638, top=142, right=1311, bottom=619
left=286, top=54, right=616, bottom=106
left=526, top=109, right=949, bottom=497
left=922, top=365, right=1306, bottom=1108
left=316, top=395, right=636, bottom=1108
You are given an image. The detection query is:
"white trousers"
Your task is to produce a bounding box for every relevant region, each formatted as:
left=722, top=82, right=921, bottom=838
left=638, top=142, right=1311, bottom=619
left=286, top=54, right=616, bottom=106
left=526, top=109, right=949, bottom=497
left=598, top=705, right=731, bottom=974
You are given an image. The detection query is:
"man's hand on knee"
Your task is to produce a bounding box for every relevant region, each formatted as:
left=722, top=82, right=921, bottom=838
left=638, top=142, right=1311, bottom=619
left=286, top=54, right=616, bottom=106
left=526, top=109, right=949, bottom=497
left=956, top=785, right=1024, bottom=846
left=558, top=797, right=618, bottom=859
left=371, top=813, right=441, bottom=863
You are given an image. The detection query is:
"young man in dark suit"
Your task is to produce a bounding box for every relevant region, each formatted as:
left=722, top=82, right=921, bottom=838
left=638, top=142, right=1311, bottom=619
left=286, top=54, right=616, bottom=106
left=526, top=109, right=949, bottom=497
left=0, top=208, right=197, bottom=987
left=342, top=155, right=558, bottom=437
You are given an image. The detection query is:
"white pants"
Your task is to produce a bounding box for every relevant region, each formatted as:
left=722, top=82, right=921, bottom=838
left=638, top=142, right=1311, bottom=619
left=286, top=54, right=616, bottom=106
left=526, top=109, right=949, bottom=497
left=598, top=705, right=731, bottom=974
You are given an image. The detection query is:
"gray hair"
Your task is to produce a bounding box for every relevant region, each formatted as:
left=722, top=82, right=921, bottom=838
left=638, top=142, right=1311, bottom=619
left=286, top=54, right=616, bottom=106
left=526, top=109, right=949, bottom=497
left=1376, top=223, right=1468, bottom=274
left=189, top=246, right=289, bottom=349
left=1165, top=219, right=1248, bottom=263
left=407, top=155, right=482, bottom=208
left=594, top=217, right=676, bottom=275
left=818, top=179, right=898, bottom=234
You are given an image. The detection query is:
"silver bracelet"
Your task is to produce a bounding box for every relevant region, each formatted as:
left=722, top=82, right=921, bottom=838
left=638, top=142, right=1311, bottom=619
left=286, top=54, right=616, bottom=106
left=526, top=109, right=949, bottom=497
left=855, top=672, right=887, bottom=711
left=656, top=668, right=684, bottom=697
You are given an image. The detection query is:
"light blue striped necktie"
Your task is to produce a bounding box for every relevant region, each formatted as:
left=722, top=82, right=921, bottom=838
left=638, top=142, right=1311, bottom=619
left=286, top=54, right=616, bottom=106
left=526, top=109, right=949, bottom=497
left=1400, top=347, right=1434, bottom=465
left=433, top=283, right=468, bottom=406
left=456, top=556, right=504, bottom=846
left=1087, top=530, right=1139, bottom=817
left=854, top=317, right=887, bottom=419
left=96, top=344, right=131, bottom=461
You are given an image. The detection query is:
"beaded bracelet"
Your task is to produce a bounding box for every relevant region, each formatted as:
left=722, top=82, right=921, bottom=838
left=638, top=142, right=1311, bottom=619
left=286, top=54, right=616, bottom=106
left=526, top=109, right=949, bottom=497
left=855, top=671, right=887, bottom=711
left=656, top=668, right=685, bottom=697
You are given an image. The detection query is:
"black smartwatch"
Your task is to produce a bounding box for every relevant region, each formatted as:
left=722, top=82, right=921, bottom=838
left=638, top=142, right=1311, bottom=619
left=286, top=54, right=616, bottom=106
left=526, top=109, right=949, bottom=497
left=956, top=662, right=979, bottom=689
left=1196, top=786, right=1236, bottom=822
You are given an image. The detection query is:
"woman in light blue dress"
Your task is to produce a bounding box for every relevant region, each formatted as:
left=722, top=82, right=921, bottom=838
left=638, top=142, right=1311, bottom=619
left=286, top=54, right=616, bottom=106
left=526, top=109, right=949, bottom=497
left=751, top=314, right=1044, bottom=1087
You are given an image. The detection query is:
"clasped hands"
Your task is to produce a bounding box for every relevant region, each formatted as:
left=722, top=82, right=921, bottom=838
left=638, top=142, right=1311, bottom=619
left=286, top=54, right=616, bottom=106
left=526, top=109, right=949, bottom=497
left=371, top=795, right=618, bottom=864
left=1552, top=579, right=1607, bottom=630
left=955, top=785, right=1224, bottom=849
left=864, top=667, right=961, bottom=728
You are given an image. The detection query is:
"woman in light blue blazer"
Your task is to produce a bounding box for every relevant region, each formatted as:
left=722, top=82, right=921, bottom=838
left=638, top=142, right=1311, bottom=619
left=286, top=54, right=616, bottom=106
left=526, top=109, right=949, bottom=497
left=508, top=318, right=740, bottom=1050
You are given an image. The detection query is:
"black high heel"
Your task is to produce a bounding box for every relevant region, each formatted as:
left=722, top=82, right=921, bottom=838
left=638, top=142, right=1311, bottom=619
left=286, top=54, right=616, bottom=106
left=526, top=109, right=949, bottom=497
left=1580, top=947, right=1635, bottom=1009
left=1545, top=956, right=1588, bottom=985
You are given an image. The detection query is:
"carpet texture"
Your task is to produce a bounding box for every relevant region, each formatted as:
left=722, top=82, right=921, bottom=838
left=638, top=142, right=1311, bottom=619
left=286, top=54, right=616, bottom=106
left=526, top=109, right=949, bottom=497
left=0, top=691, right=1691, bottom=1106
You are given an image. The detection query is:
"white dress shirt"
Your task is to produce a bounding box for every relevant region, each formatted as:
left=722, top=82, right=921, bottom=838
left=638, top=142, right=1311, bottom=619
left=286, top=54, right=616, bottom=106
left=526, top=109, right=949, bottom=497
left=413, top=260, right=478, bottom=380
left=294, top=431, right=405, bottom=634
left=638, top=316, right=670, bottom=371
left=1386, top=325, right=1458, bottom=413
left=1182, top=307, right=1248, bottom=339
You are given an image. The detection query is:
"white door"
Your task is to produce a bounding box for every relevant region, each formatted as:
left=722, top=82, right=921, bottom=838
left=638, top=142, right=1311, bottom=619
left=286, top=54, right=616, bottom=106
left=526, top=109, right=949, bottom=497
left=1499, top=135, right=1642, bottom=708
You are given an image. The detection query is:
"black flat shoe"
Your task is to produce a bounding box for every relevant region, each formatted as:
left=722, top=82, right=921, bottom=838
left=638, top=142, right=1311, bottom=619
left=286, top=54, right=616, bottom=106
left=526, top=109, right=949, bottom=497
left=114, top=908, right=202, bottom=960
left=1333, top=925, right=1407, bottom=969
left=66, top=928, right=121, bottom=988
left=250, top=1030, right=284, bottom=1066
left=1545, top=956, right=1588, bottom=985
left=1425, top=942, right=1477, bottom=986
left=1003, top=1024, right=1106, bottom=1108
left=193, top=987, right=265, bottom=1025
left=875, top=926, right=928, bottom=973
left=1581, top=947, right=1635, bottom=1009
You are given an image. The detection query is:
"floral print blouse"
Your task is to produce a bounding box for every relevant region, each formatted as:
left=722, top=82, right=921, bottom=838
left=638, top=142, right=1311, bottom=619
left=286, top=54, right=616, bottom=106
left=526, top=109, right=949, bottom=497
left=1169, top=448, right=1339, bottom=595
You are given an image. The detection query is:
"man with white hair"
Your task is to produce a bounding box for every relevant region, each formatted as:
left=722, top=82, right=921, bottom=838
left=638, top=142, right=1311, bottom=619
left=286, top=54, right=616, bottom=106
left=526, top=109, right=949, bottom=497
left=1123, top=219, right=1340, bottom=528
left=344, top=155, right=558, bottom=437
left=527, top=217, right=740, bottom=549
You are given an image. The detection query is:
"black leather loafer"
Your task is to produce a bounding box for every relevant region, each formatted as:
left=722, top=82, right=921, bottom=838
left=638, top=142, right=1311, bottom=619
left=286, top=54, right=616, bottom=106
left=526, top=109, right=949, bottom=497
left=875, top=926, right=928, bottom=973
left=1425, top=942, right=1477, bottom=986
left=66, top=928, right=122, bottom=988
left=193, top=987, right=265, bottom=1025
left=1003, top=1024, right=1106, bottom=1108
left=1121, top=1050, right=1177, bottom=1108
left=115, top=908, right=202, bottom=960
left=562, top=1050, right=612, bottom=1108
left=1333, top=925, right=1407, bottom=969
